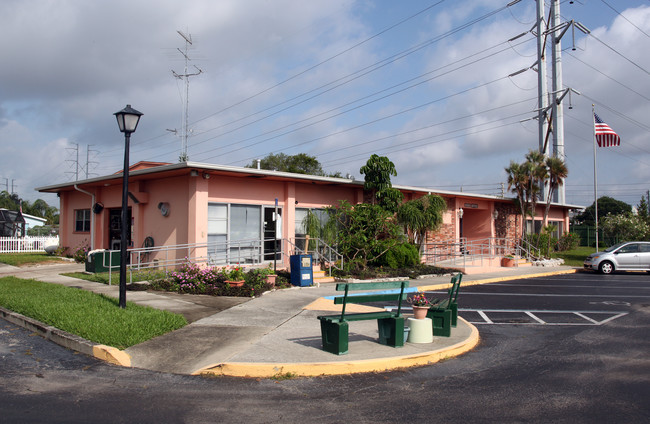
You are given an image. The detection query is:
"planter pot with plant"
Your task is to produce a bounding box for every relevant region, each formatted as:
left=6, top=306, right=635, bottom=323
left=226, top=266, right=246, bottom=287
left=407, top=293, right=438, bottom=320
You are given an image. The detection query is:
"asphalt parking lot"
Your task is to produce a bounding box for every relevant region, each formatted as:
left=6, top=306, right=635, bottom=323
left=2, top=269, right=649, bottom=422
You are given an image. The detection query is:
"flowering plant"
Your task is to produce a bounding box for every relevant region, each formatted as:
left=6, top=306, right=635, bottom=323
left=407, top=293, right=437, bottom=307
left=227, top=266, right=246, bottom=281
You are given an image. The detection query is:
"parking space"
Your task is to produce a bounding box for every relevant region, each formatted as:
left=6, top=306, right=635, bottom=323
left=460, top=309, right=627, bottom=326
left=420, top=271, right=648, bottom=326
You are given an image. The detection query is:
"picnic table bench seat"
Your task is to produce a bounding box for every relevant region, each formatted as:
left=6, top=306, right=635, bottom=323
left=317, top=281, right=409, bottom=355
left=426, top=273, right=463, bottom=337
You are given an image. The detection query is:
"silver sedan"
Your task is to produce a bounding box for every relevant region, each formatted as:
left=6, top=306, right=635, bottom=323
left=584, top=241, right=650, bottom=274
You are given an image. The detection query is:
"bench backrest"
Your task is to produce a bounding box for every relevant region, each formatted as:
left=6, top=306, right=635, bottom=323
left=438, top=273, right=462, bottom=309
left=334, top=281, right=409, bottom=321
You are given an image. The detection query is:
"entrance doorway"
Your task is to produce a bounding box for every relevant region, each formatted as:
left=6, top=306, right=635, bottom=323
left=108, top=208, right=131, bottom=251
left=263, top=206, right=281, bottom=261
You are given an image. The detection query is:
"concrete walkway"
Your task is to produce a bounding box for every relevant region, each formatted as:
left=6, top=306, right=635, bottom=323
left=0, top=260, right=577, bottom=377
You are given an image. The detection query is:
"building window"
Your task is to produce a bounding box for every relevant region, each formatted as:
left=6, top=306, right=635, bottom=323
left=207, top=203, right=262, bottom=265
left=526, top=219, right=563, bottom=238
left=75, top=209, right=91, bottom=232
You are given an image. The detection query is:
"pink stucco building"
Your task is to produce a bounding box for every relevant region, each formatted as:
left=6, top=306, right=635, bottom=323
left=37, top=161, right=576, bottom=271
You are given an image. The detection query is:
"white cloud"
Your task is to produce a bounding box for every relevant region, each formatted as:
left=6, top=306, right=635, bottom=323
left=0, top=0, right=648, bottom=207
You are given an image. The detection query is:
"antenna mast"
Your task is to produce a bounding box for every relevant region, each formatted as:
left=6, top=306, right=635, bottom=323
left=172, top=30, right=202, bottom=162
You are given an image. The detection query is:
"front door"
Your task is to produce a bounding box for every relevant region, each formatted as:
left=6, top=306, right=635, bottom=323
left=108, top=208, right=131, bottom=251
left=263, top=206, right=282, bottom=261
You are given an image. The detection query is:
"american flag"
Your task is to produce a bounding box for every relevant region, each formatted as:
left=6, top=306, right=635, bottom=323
left=594, top=113, right=621, bottom=147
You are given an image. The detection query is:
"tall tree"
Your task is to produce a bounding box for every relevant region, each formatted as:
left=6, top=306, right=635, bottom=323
left=359, top=154, right=403, bottom=212
left=505, top=150, right=550, bottom=237
left=246, top=153, right=329, bottom=176
left=505, top=161, right=531, bottom=237
left=575, top=196, right=632, bottom=226
left=524, top=150, right=546, bottom=221
left=541, top=156, right=569, bottom=227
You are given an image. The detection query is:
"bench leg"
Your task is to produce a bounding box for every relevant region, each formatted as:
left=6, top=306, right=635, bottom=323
left=427, top=308, right=452, bottom=337
left=319, top=320, right=349, bottom=355
left=451, top=302, right=458, bottom=327
left=377, top=317, right=405, bottom=347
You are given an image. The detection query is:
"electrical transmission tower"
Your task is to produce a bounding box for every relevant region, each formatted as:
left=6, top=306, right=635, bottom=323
left=171, top=30, right=202, bottom=162
left=534, top=0, right=588, bottom=204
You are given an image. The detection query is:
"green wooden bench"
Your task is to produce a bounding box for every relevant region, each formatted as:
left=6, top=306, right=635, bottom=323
left=426, top=273, right=463, bottom=337
left=317, top=281, right=409, bottom=355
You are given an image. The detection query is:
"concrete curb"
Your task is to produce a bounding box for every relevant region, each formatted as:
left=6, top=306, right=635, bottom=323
left=0, top=306, right=131, bottom=367
left=193, top=318, right=480, bottom=378
left=416, top=268, right=579, bottom=292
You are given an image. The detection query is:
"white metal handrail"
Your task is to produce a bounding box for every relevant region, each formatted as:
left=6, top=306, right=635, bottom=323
left=285, top=237, right=343, bottom=275
left=422, top=237, right=524, bottom=268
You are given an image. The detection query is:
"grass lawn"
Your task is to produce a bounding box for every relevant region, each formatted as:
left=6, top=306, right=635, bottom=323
left=550, top=246, right=596, bottom=267
left=0, top=252, right=66, bottom=267
left=0, top=277, right=187, bottom=349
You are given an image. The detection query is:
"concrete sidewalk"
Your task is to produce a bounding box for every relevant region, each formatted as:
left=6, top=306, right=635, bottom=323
left=0, top=261, right=577, bottom=377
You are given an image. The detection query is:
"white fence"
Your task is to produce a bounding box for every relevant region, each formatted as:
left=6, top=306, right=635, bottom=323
left=0, top=236, right=59, bottom=253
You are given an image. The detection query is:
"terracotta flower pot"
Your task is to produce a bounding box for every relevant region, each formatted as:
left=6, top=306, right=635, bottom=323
left=265, top=274, right=277, bottom=287
left=226, top=280, right=245, bottom=287
left=501, top=257, right=515, bottom=267
left=412, top=305, right=430, bottom=320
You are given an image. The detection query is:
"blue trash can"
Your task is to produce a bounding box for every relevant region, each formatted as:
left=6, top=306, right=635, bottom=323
left=290, top=254, right=313, bottom=286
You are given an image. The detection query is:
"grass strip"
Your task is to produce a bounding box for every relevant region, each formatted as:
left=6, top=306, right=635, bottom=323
left=0, top=252, right=65, bottom=266
left=550, top=246, right=594, bottom=267
left=0, top=276, right=187, bottom=349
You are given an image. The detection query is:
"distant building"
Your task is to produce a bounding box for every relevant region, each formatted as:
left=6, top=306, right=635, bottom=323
left=0, top=208, right=26, bottom=237
left=22, top=212, right=48, bottom=231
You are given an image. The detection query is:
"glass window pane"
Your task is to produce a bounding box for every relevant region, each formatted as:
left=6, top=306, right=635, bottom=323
left=208, top=204, right=227, bottom=219
left=231, top=205, right=261, bottom=241
left=208, top=220, right=227, bottom=234
left=295, top=208, right=308, bottom=235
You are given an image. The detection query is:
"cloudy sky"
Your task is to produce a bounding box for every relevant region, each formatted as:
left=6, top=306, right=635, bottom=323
left=1, top=0, right=648, bottom=209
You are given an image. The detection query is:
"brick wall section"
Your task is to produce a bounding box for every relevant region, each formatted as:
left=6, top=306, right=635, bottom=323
left=423, top=199, right=522, bottom=257
left=495, top=202, right=519, bottom=240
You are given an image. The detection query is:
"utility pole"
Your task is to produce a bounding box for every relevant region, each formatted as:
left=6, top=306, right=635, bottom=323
left=171, top=30, right=202, bottom=162
left=85, top=144, right=98, bottom=179
left=536, top=0, right=549, bottom=159
left=550, top=0, right=565, bottom=204
left=66, top=143, right=80, bottom=181
left=535, top=0, right=550, bottom=202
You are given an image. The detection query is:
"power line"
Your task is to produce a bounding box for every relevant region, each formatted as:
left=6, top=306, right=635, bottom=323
left=600, top=0, right=650, bottom=39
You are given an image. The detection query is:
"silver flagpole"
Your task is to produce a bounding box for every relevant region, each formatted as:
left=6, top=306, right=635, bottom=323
left=592, top=104, right=599, bottom=251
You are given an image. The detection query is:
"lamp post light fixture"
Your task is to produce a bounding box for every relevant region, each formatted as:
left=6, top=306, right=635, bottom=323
left=114, top=104, right=143, bottom=308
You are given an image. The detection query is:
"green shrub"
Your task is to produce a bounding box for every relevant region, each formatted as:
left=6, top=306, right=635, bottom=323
left=523, top=233, right=557, bottom=258
left=375, top=243, right=419, bottom=269
left=557, top=232, right=580, bottom=251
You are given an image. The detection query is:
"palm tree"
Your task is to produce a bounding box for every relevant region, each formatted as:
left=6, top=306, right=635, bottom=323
left=396, top=194, right=446, bottom=250
left=542, top=156, right=569, bottom=227
left=505, top=161, right=529, bottom=237
left=524, top=150, right=547, bottom=223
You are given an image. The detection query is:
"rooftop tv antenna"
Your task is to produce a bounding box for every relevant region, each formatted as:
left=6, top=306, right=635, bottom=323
left=171, top=30, right=202, bottom=162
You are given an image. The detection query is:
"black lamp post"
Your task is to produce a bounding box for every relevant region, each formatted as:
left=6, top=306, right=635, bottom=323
left=114, top=104, right=143, bottom=308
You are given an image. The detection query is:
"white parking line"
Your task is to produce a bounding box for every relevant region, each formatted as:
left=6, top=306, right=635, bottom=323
left=485, top=283, right=650, bottom=290
left=525, top=311, right=546, bottom=324
left=460, top=309, right=628, bottom=326
left=477, top=310, right=493, bottom=324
